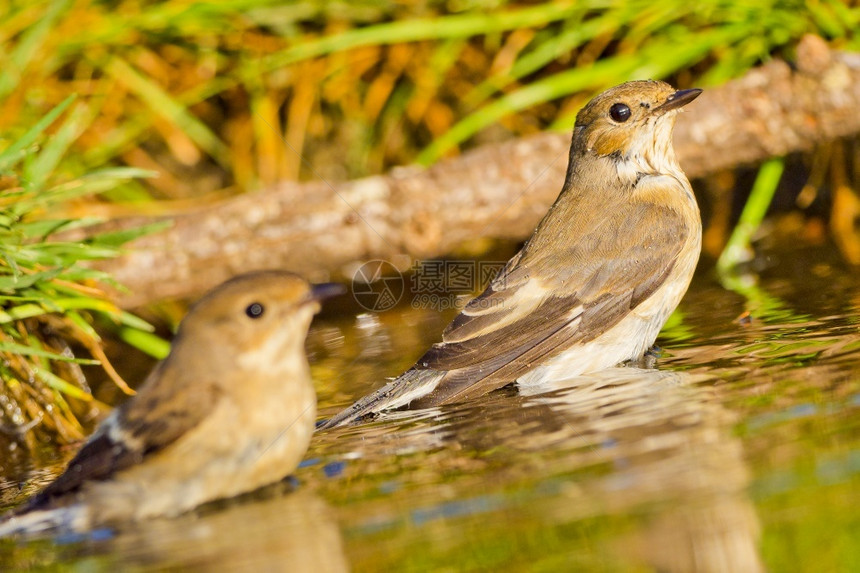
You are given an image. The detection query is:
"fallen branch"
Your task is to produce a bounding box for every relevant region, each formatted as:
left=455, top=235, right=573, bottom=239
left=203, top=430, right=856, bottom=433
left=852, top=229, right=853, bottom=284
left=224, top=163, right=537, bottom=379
left=91, top=35, right=860, bottom=307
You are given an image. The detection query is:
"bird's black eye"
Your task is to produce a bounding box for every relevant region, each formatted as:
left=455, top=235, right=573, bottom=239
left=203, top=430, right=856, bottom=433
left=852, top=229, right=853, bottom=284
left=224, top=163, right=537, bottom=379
left=245, top=302, right=265, bottom=319
left=609, top=103, right=631, bottom=123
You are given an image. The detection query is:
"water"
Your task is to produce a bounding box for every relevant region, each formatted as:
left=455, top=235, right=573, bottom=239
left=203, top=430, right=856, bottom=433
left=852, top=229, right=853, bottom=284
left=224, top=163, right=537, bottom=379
left=0, top=240, right=858, bottom=571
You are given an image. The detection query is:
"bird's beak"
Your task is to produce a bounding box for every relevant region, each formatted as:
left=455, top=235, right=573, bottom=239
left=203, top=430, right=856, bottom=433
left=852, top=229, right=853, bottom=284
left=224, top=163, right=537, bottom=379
left=655, top=88, right=702, bottom=113
left=307, top=282, right=346, bottom=303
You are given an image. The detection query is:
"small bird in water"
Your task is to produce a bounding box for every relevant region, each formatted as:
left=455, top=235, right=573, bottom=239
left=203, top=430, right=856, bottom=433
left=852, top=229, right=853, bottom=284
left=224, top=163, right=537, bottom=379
left=322, top=80, right=702, bottom=428
left=0, top=270, right=343, bottom=536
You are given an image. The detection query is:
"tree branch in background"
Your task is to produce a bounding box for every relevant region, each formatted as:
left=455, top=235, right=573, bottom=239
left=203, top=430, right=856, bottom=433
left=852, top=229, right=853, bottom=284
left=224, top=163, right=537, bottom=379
left=90, top=35, right=860, bottom=307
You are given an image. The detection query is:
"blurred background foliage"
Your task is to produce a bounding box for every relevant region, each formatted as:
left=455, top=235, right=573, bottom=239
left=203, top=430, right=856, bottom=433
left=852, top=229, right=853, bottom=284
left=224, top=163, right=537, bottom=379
left=3, top=0, right=859, bottom=201
left=1, top=0, right=859, bottom=441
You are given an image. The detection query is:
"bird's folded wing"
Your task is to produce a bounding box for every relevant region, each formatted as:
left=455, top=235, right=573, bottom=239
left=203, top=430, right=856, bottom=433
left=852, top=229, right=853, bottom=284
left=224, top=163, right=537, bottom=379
left=27, top=363, right=220, bottom=508
left=411, top=202, right=687, bottom=403
left=321, top=202, right=687, bottom=427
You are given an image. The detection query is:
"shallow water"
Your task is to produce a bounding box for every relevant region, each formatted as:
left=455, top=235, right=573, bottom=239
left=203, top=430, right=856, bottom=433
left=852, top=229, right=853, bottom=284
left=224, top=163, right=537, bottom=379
left=1, top=240, right=858, bottom=571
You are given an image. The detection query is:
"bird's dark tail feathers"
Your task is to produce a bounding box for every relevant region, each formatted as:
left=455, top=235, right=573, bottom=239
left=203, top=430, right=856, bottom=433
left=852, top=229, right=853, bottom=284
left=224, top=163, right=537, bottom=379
left=0, top=504, right=86, bottom=538
left=318, top=368, right=446, bottom=429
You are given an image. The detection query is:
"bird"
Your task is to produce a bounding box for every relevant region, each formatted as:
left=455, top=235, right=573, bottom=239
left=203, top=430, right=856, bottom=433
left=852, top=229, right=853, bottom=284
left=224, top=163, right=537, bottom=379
left=0, top=270, right=343, bottom=536
left=321, top=80, right=702, bottom=429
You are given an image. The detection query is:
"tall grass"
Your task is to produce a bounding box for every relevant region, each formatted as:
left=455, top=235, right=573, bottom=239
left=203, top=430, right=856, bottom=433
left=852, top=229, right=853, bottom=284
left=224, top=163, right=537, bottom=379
left=2, top=0, right=857, bottom=197
left=0, top=97, right=165, bottom=444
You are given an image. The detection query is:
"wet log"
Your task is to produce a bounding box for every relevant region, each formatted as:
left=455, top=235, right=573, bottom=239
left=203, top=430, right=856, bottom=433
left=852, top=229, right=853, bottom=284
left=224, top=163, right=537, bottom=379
left=91, top=35, right=860, bottom=307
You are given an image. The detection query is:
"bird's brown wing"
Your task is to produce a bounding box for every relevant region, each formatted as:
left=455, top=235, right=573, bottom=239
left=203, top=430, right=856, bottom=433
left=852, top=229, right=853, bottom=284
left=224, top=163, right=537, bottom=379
left=27, top=361, right=220, bottom=508
left=320, top=200, right=690, bottom=429
left=410, top=201, right=688, bottom=406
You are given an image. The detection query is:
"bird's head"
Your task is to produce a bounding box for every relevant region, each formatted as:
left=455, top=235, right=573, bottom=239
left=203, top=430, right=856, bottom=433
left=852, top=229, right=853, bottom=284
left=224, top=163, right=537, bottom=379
left=572, top=80, right=701, bottom=176
left=173, top=270, right=344, bottom=366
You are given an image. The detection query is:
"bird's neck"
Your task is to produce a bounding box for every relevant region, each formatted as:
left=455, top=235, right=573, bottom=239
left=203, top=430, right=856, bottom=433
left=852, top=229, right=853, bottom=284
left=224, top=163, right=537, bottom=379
left=566, top=121, right=685, bottom=190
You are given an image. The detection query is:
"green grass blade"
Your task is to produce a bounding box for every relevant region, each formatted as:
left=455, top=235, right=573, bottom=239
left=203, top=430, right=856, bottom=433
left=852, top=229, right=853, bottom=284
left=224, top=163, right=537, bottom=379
left=24, top=102, right=97, bottom=189
left=117, top=326, right=170, bottom=360
left=0, top=303, right=53, bottom=323
left=34, top=367, right=93, bottom=401
left=87, top=220, right=172, bottom=248
left=81, top=76, right=236, bottom=168
left=418, top=24, right=749, bottom=164
left=103, top=57, right=231, bottom=169
left=464, top=9, right=617, bottom=107
left=0, top=296, right=129, bottom=325
left=0, top=94, right=76, bottom=173
left=0, top=269, right=63, bottom=291
left=117, top=310, right=157, bottom=332
left=0, top=340, right=98, bottom=365
left=0, top=0, right=72, bottom=98
left=717, top=157, right=785, bottom=275
left=261, top=3, right=585, bottom=70
left=15, top=218, right=105, bottom=240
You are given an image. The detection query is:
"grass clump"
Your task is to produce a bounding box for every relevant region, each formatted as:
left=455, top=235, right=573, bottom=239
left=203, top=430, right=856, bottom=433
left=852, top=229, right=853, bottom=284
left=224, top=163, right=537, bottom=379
left=0, top=96, right=165, bottom=445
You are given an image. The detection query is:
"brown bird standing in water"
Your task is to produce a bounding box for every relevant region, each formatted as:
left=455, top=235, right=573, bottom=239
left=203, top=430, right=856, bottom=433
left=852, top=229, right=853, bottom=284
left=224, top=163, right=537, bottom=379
left=323, top=80, right=702, bottom=428
left=0, top=270, right=343, bottom=536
